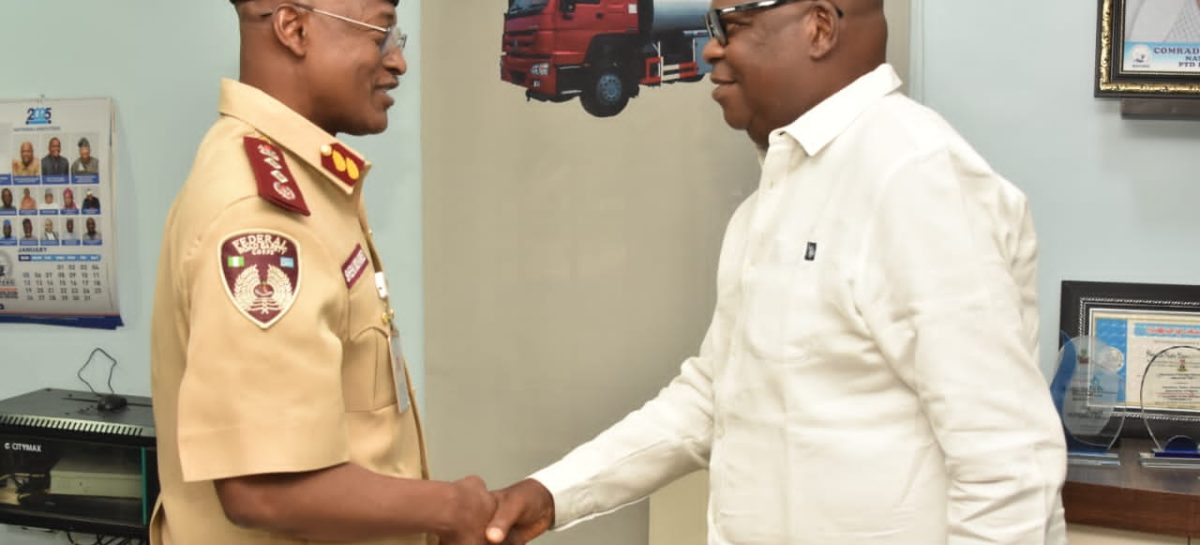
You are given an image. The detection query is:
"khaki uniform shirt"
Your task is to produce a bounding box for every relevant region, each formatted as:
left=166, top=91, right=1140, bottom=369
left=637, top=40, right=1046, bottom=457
left=150, top=79, right=429, bottom=545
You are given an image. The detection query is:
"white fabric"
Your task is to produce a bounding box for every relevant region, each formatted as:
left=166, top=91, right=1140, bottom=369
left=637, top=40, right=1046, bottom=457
left=532, top=64, right=1067, bottom=545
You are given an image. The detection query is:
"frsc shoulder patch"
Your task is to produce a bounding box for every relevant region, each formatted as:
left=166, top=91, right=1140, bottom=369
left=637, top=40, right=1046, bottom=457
left=219, top=230, right=301, bottom=329
left=244, top=136, right=311, bottom=216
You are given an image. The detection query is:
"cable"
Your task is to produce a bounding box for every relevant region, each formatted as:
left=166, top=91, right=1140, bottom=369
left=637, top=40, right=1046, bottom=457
left=77, top=348, right=119, bottom=396
left=64, top=532, right=131, bottom=545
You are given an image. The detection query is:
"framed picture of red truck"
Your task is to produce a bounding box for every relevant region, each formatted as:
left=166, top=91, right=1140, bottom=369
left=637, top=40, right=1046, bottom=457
left=501, top=0, right=713, bottom=117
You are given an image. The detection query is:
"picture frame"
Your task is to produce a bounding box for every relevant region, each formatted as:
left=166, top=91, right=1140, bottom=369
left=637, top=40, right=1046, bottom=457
left=1095, top=0, right=1200, bottom=98
left=1060, top=280, right=1200, bottom=434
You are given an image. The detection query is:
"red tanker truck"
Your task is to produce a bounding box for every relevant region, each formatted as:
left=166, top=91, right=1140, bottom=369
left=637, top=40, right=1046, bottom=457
left=501, top=0, right=713, bottom=117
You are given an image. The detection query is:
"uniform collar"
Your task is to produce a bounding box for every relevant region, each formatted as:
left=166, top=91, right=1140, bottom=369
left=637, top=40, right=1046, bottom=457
left=770, top=63, right=902, bottom=158
left=218, top=78, right=371, bottom=195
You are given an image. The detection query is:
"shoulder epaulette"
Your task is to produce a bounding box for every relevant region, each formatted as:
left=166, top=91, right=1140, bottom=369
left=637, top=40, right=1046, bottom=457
left=243, top=136, right=311, bottom=216
left=320, top=142, right=365, bottom=187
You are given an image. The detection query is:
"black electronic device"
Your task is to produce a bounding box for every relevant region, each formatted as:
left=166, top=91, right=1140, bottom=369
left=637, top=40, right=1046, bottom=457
left=96, top=395, right=128, bottom=413
left=0, top=388, right=156, bottom=539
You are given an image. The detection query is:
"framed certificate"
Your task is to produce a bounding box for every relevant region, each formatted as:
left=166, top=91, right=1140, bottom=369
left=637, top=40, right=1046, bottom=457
left=1061, top=281, right=1200, bottom=430
left=1095, top=0, right=1200, bottom=97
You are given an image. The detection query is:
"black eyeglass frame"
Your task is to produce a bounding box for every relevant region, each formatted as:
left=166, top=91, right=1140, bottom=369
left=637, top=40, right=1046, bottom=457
left=704, top=0, right=844, bottom=46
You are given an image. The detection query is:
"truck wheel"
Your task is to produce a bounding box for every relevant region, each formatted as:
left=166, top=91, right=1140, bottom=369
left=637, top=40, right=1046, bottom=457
left=580, top=67, right=630, bottom=118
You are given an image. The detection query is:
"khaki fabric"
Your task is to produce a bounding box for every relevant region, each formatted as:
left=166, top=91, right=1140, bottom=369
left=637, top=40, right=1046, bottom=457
left=150, top=79, right=429, bottom=545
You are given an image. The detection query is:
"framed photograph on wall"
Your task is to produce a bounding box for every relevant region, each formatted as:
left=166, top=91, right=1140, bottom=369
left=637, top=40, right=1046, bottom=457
left=1095, top=0, right=1200, bottom=97
left=1060, top=281, right=1200, bottom=438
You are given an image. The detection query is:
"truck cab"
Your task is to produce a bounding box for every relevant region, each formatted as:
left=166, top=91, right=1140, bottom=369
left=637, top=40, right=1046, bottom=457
left=501, top=0, right=711, bottom=117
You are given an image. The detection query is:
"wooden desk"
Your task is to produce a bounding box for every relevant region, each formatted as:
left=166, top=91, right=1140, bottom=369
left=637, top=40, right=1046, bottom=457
left=1065, top=439, right=1200, bottom=537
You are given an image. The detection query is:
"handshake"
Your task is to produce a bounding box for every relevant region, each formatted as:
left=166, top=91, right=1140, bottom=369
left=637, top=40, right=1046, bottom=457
left=438, top=477, right=556, bottom=545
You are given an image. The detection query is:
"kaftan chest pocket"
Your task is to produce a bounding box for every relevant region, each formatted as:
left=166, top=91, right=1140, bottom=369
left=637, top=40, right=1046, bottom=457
left=342, top=324, right=399, bottom=412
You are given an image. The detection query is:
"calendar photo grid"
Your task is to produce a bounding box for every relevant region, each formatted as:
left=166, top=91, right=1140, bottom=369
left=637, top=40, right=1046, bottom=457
left=0, top=97, right=120, bottom=329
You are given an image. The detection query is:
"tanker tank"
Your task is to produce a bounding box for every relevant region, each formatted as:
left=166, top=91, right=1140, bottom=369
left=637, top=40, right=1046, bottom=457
left=641, top=0, right=711, bottom=35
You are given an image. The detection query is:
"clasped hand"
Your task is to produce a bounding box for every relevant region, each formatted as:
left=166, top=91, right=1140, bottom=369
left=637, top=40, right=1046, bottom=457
left=439, top=478, right=555, bottom=545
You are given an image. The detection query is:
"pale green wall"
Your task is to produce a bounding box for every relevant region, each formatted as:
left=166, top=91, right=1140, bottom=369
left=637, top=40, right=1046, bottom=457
left=916, top=0, right=1200, bottom=376
left=0, top=2, right=422, bottom=543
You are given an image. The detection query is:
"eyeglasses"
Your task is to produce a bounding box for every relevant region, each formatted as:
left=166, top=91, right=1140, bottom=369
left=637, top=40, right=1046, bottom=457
left=266, top=3, right=407, bottom=55
left=704, top=0, right=844, bottom=46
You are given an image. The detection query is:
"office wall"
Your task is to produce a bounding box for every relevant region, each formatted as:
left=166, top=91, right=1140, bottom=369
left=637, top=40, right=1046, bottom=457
left=423, top=2, right=763, bottom=544
left=0, top=2, right=423, bottom=544
left=918, top=0, right=1200, bottom=376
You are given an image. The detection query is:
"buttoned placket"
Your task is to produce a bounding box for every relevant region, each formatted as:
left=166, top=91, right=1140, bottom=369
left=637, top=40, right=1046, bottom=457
left=336, top=154, right=430, bottom=479
left=744, top=133, right=798, bottom=284
left=718, top=133, right=803, bottom=440
left=354, top=202, right=410, bottom=407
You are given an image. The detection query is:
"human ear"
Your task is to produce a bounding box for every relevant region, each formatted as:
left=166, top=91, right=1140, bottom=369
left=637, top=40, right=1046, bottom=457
left=806, top=2, right=840, bottom=59
left=272, top=5, right=309, bottom=57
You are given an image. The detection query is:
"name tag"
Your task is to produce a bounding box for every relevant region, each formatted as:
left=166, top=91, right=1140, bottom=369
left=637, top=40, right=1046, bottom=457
left=375, top=272, right=389, bottom=300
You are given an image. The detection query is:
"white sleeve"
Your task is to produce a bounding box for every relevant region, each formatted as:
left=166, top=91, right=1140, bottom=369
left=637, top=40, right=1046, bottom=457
left=530, top=324, right=720, bottom=529
left=853, top=148, right=1067, bottom=545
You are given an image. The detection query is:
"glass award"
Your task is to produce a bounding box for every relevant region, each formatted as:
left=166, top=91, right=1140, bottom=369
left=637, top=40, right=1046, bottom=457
left=1050, top=336, right=1125, bottom=466
left=1138, top=345, right=1200, bottom=468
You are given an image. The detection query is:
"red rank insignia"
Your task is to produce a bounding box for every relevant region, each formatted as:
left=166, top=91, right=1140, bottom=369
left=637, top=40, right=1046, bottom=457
left=220, top=230, right=302, bottom=329
left=244, top=137, right=311, bottom=216
left=320, top=142, right=365, bottom=187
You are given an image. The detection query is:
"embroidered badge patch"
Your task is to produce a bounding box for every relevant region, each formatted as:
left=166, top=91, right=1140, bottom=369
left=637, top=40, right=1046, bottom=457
left=342, top=244, right=369, bottom=288
left=220, top=231, right=301, bottom=329
left=244, top=137, right=311, bottom=216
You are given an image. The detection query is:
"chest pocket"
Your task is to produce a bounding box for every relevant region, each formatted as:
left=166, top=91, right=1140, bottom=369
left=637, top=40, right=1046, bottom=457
left=342, top=264, right=399, bottom=413
left=742, top=232, right=857, bottom=364
left=740, top=236, right=817, bottom=362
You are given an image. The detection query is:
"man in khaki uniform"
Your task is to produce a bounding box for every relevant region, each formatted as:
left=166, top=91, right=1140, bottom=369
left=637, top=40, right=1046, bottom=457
left=151, top=1, right=496, bottom=544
